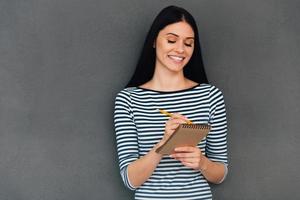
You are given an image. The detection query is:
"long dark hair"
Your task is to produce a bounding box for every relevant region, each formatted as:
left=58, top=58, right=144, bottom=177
left=126, top=5, right=208, bottom=87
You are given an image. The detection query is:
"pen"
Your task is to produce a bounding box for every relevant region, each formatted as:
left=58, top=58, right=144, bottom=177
left=158, top=109, right=193, bottom=124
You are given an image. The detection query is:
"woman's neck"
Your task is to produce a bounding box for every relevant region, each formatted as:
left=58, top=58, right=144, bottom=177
left=141, top=67, right=196, bottom=91
left=151, top=76, right=186, bottom=90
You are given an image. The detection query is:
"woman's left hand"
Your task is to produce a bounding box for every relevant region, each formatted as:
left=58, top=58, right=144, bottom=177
left=170, top=146, right=206, bottom=171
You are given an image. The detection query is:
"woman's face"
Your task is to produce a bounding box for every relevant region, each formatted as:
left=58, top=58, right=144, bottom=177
left=154, top=21, right=195, bottom=73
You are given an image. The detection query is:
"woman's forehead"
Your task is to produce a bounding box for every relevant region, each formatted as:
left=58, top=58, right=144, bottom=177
left=159, top=21, right=194, bottom=38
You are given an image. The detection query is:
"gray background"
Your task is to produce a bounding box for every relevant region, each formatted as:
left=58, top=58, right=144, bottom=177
left=0, top=0, right=299, bottom=199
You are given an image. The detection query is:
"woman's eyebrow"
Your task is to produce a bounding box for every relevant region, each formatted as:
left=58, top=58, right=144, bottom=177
left=166, top=33, right=194, bottom=39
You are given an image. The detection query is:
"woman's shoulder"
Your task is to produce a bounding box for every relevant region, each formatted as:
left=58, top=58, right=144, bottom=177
left=117, top=86, right=139, bottom=94
left=198, top=83, right=224, bottom=97
left=199, top=83, right=221, bottom=91
left=114, top=86, right=139, bottom=100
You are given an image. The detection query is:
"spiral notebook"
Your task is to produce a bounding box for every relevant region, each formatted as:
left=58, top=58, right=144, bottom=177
left=155, top=124, right=211, bottom=155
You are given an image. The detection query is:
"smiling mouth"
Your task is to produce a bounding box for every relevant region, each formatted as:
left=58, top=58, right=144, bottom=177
left=168, top=55, right=185, bottom=62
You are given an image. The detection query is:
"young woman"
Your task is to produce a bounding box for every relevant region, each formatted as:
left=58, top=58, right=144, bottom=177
left=114, top=5, right=228, bottom=200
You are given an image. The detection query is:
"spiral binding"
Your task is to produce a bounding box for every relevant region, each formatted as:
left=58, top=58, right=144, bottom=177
left=181, top=124, right=210, bottom=129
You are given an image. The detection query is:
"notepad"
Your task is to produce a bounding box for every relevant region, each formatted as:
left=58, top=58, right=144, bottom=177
left=155, top=124, right=211, bottom=155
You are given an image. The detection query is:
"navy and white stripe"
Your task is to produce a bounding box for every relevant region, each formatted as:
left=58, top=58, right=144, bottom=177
left=114, top=83, right=228, bottom=200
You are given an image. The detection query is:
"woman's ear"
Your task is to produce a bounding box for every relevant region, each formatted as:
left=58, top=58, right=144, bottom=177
left=153, top=40, right=156, bottom=48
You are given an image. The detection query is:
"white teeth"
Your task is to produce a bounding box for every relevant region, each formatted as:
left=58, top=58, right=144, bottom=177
left=168, top=55, right=184, bottom=61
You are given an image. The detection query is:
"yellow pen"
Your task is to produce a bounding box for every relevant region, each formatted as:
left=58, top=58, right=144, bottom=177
left=158, top=109, right=193, bottom=124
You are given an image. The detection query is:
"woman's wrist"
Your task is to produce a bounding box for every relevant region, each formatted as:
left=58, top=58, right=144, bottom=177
left=154, top=137, right=167, bottom=150
left=199, top=155, right=209, bottom=172
left=151, top=140, right=164, bottom=156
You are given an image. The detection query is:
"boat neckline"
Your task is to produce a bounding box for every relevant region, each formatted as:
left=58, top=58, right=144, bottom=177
left=136, top=83, right=201, bottom=94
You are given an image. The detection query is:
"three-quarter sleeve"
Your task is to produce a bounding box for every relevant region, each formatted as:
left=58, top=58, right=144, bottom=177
left=114, top=90, right=139, bottom=190
left=206, top=86, right=228, bottom=182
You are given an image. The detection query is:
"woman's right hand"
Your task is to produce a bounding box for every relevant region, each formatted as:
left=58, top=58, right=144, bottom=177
left=156, top=113, right=189, bottom=148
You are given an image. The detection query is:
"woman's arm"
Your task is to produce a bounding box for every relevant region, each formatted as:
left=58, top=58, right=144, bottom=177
left=126, top=144, right=163, bottom=188
left=127, top=114, right=188, bottom=187
left=114, top=90, right=186, bottom=189
left=198, top=154, right=227, bottom=184
left=171, top=146, right=227, bottom=184
left=205, top=86, right=228, bottom=183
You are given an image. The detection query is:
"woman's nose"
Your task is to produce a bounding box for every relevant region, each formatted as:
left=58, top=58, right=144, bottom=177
left=175, top=41, right=184, bottom=53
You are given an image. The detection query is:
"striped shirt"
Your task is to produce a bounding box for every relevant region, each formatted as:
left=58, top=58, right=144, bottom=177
left=114, top=83, right=228, bottom=200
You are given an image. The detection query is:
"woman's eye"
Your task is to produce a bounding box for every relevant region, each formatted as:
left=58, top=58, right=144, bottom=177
left=167, top=40, right=176, bottom=43
left=167, top=39, right=193, bottom=47
left=185, top=43, right=193, bottom=47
